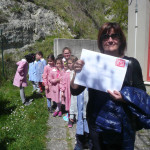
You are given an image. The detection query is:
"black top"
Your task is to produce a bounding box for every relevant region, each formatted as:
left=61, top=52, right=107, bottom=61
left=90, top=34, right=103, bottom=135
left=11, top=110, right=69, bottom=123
left=71, top=56, right=146, bottom=122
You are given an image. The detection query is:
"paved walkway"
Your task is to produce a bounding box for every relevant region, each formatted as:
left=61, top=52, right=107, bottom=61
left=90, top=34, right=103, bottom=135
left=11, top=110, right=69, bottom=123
left=46, top=114, right=150, bottom=150
left=46, top=114, right=76, bottom=150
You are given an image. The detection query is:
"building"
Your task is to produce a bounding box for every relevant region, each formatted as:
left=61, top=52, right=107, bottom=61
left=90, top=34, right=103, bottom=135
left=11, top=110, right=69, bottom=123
left=128, top=0, right=150, bottom=84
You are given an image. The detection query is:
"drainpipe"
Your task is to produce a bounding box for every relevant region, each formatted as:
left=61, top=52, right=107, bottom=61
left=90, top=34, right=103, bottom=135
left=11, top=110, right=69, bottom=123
left=134, top=0, right=138, bottom=58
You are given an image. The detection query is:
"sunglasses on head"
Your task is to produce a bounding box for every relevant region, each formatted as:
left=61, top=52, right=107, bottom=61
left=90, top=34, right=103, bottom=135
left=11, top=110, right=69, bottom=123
left=102, top=33, right=120, bottom=40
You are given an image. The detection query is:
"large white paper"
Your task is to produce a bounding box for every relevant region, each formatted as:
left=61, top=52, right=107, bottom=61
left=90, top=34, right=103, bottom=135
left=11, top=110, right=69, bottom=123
left=74, top=49, right=129, bottom=92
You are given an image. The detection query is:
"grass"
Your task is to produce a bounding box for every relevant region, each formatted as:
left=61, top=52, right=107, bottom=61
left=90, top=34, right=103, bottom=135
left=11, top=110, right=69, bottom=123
left=0, top=80, right=49, bottom=150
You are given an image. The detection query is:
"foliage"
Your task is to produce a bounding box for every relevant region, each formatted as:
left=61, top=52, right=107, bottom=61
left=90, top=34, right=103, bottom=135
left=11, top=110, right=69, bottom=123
left=105, top=0, right=128, bottom=32
left=10, top=3, right=23, bottom=14
left=0, top=81, right=49, bottom=149
left=24, top=0, right=128, bottom=39
left=24, top=28, right=73, bottom=59
left=0, top=10, right=9, bottom=24
left=0, top=58, right=17, bottom=84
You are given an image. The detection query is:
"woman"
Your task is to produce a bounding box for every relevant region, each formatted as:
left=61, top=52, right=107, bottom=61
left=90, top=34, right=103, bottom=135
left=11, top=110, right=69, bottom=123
left=71, top=22, right=146, bottom=150
left=62, top=47, right=72, bottom=61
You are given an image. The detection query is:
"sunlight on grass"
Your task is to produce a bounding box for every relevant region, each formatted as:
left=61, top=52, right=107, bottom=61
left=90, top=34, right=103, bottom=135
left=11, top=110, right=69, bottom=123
left=0, top=81, right=49, bottom=149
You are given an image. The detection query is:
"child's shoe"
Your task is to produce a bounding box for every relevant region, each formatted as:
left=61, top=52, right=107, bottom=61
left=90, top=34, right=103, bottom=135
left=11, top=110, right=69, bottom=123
left=53, top=111, right=58, bottom=117
left=49, top=107, right=53, bottom=113
left=48, top=107, right=53, bottom=113
left=68, top=120, right=73, bottom=128
left=23, top=101, right=32, bottom=106
left=58, top=111, right=62, bottom=117
left=63, top=113, right=69, bottom=122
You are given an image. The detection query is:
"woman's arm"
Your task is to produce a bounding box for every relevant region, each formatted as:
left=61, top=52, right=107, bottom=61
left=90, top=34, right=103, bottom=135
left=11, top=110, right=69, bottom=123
left=132, top=58, right=146, bottom=91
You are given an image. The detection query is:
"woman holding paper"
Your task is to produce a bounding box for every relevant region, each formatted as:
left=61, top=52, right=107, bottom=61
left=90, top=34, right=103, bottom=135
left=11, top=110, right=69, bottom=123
left=71, top=22, right=147, bottom=150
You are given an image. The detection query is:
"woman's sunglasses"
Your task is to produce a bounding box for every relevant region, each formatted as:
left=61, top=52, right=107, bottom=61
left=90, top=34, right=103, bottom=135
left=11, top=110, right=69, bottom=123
left=102, top=33, right=120, bottom=40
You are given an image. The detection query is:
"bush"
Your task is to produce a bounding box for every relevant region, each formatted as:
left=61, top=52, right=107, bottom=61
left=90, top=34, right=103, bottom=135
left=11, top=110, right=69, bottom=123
left=0, top=10, right=9, bottom=24
left=10, top=4, right=23, bottom=14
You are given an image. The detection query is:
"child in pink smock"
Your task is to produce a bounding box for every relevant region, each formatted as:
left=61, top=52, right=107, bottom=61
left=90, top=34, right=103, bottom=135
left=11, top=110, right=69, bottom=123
left=42, top=54, right=55, bottom=113
left=62, top=56, right=78, bottom=128
left=13, top=53, right=35, bottom=106
left=60, top=62, right=71, bottom=112
left=49, top=57, right=65, bottom=117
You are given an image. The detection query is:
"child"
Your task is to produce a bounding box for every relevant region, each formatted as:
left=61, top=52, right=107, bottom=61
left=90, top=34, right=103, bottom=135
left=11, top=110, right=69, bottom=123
left=35, top=51, right=46, bottom=93
left=42, top=54, right=55, bottom=113
left=74, top=88, right=90, bottom=150
left=28, top=54, right=37, bottom=92
left=60, top=62, right=71, bottom=113
left=13, top=53, right=35, bottom=106
left=67, top=56, right=78, bottom=128
left=49, top=57, right=65, bottom=117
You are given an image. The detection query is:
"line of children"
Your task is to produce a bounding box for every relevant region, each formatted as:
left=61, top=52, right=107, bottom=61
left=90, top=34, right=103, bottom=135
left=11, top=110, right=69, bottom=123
left=13, top=47, right=90, bottom=149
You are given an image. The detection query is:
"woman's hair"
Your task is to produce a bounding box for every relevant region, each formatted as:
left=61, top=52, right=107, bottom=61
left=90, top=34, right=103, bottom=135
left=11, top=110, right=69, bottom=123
left=62, top=47, right=72, bottom=54
left=36, top=51, right=43, bottom=57
left=47, top=54, right=55, bottom=61
left=67, top=55, right=78, bottom=63
left=25, top=53, right=35, bottom=63
left=97, top=22, right=126, bottom=56
left=55, top=57, right=63, bottom=64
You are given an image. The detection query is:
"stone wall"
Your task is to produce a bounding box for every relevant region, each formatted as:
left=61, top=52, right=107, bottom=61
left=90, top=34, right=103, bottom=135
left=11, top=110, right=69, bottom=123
left=0, top=0, right=72, bottom=51
left=54, top=38, right=99, bottom=58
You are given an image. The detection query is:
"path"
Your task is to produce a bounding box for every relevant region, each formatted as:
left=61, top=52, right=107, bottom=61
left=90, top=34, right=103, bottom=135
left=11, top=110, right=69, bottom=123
left=46, top=114, right=150, bottom=150
left=46, top=114, right=76, bottom=150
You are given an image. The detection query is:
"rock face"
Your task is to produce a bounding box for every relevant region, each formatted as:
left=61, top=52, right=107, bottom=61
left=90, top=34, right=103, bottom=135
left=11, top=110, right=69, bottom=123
left=0, top=0, right=71, bottom=51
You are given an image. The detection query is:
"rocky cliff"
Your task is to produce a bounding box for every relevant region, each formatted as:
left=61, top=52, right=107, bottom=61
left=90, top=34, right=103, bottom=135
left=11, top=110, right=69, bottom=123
left=0, top=0, right=72, bottom=52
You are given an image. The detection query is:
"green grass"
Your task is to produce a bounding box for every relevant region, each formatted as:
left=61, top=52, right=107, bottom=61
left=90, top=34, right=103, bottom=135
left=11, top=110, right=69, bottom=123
left=0, top=81, right=49, bottom=150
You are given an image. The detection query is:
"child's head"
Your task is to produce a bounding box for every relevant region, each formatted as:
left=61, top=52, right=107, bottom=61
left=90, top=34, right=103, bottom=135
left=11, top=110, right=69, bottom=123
left=57, top=54, right=63, bottom=59
left=67, top=55, right=78, bottom=70
left=36, top=51, right=43, bottom=60
left=62, top=47, right=71, bottom=60
left=47, top=54, right=55, bottom=67
left=55, top=57, right=63, bottom=70
left=25, top=53, right=35, bottom=63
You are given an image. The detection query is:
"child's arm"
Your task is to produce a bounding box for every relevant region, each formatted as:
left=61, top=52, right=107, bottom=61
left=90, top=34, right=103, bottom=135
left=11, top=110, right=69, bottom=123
left=43, top=59, right=47, bottom=67
left=43, top=66, right=49, bottom=88
left=59, top=76, right=66, bottom=92
left=49, top=72, right=60, bottom=84
left=17, top=62, right=26, bottom=74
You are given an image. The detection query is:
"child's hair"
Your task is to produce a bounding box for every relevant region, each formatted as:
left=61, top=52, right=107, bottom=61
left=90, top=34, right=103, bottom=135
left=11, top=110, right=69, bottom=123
left=25, top=53, right=35, bottom=63
left=62, top=47, right=72, bottom=54
left=36, top=51, right=43, bottom=57
left=67, top=55, right=78, bottom=63
left=47, top=54, right=55, bottom=61
left=57, top=54, right=63, bottom=59
left=55, top=57, right=63, bottom=64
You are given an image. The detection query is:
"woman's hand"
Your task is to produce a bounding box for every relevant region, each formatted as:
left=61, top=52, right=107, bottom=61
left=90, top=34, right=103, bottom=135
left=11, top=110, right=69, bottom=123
left=107, top=90, right=125, bottom=102
left=74, top=60, right=85, bottom=72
